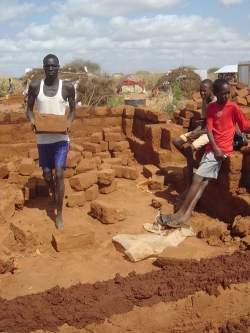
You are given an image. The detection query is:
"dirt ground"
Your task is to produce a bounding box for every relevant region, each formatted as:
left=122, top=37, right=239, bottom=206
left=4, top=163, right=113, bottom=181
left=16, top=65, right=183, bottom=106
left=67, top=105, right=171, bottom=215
left=1, top=95, right=250, bottom=333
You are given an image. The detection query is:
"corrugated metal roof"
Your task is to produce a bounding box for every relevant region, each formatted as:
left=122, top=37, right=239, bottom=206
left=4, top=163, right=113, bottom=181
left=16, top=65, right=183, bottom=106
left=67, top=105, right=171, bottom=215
left=214, top=65, right=237, bottom=73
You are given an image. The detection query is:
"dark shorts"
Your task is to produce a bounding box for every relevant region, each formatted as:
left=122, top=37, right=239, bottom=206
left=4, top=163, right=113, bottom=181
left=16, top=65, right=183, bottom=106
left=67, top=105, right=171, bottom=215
left=37, top=141, right=69, bottom=172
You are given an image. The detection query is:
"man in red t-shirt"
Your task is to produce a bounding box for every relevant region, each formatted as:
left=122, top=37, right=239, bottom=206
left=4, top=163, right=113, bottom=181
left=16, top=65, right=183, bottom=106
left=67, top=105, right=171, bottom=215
left=157, top=78, right=250, bottom=229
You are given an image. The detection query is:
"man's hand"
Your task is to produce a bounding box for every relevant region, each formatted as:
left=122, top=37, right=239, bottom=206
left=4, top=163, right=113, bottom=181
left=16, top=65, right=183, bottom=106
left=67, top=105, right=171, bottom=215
left=188, top=130, right=200, bottom=141
left=214, top=147, right=225, bottom=160
left=31, top=122, right=37, bottom=133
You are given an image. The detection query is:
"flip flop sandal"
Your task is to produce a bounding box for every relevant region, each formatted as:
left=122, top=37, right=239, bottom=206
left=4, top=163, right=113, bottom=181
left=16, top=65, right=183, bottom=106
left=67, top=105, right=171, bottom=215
left=166, top=219, right=190, bottom=229
left=156, top=214, right=172, bottom=226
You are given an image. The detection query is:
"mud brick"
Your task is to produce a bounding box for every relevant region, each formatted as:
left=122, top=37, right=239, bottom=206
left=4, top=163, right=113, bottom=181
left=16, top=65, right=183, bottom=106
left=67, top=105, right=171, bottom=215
left=70, top=142, right=83, bottom=153
left=148, top=175, right=165, bottom=191
left=81, top=137, right=91, bottom=143
left=69, top=171, right=98, bottom=191
left=98, top=168, right=115, bottom=185
left=14, top=188, right=25, bottom=210
left=52, top=224, right=95, bottom=251
left=82, top=151, right=93, bottom=159
left=20, top=158, right=35, bottom=176
left=75, top=159, right=97, bottom=174
left=0, top=197, right=15, bottom=224
left=122, top=118, right=133, bottom=136
left=6, top=162, right=17, bottom=172
left=112, top=149, right=133, bottom=158
left=121, top=156, right=128, bottom=165
left=144, top=109, right=152, bottom=120
left=94, top=106, right=108, bottom=116
left=83, top=142, right=101, bottom=154
left=233, top=96, right=247, bottom=106
left=173, top=110, right=180, bottom=118
left=64, top=168, right=75, bottom=178
left=112, top=165, right=139, bottom=180
left=37, top=178, right=50, bottom=196
left=112, top=153, right=129, bottom=165
left=151, top=110, right=168, bottom=123
left=35, top=114, right=67, bottom=133
left=113, top=140, right=129, bottom=152
left=236, top=81, right=246, bottom=89
left=75, top=106, right=91, bottom=117
left=10, top=221, right=40, bottom=246
left=183, top=110, right=194, bottom=119
left=236, top=88, right=249, bottom=98
left=66, top=151, right=81, bottom=168
left=67, top=191, right=86, bottom=207
left=90, top=156, right=102, bottom=168
left=192, top=109, right=203, bottom=119
left=182, top=127, right=189, bottom=134
left=178, top=117, right=190, bottom=128
left=95, top=151, right=111, bottom=160
left=197, top=221, right=227, bottom=239
left=99, top=162, right=112, bottom=170
left=90, top=200, right=126, bottom=224
left=100, top=141, right=109, bottom=151
left=135, top=107, right=146, bottom=119
left=108, top=141, right=116, bottom=150
left=103, top=126, right=122, bottom=134
left=85, top=184, right=99, bottom=201
left=102, top=158, right=122, bottom=165
left=196, top=99, right=202, bottom=109
left=0, top=245, right=14, bottom=274
left=192, top=92, right=201, bottom=100
left=91, top=132, right=103, bottom=144
left=99, top=180, right=118, bottom=194
left=9, top=113, right=26, bottom=122
left=143, top=164, right=161, bottom=178
left=230, top=86, right=237, bottom=98
left=232, top=215, right=250, bottom=237
left=123, top=106, right=135, bottom=117
left=18, top=175, right=30, bottom=186
left=28, top=148, right=39, bottom=161
left=8, top=172, right=19, bottom=184
left=0, top=163, right=8, bottom=179
left=246, top=95, right=250, bottom=104
left=160, top=124, right=183, bottom=152
left=186, top=100, right=197, bottom=111
left=145, top=124, right=162, bottom=150
left=24, top=179, right=37, bottom=200
left=110, top=105, right=125, bottom=115
left=104, top=132, right=123, bottom=142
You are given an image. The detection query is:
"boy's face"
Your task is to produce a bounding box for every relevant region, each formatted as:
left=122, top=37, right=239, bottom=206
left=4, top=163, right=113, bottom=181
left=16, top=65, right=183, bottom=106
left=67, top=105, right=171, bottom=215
left=200, top=83, right=213, bottom=100
left=215, top=84, right=230, bottom=104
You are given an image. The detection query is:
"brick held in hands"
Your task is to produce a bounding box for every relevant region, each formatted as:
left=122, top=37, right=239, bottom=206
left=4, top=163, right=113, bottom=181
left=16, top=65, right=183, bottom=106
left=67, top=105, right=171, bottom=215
left=35, top=114, right=68, bottom=133
left=233, top=96, right=247, bottom=106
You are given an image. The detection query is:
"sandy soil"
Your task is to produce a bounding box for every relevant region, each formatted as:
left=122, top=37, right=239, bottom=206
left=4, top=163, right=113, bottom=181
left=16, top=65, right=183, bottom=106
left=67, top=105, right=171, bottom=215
left=1, top=94, right=250, bottom=333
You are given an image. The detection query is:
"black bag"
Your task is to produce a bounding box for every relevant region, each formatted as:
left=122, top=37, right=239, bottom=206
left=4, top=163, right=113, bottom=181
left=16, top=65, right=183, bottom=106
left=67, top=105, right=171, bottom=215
left=233, top=131, right=248, bottom=150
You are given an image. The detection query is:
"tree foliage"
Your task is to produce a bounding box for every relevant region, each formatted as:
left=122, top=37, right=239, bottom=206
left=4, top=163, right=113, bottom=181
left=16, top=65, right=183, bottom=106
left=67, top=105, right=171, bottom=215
left=62, top=58, right=101, bottom=74
left=208, top=67, right=220, bottom=74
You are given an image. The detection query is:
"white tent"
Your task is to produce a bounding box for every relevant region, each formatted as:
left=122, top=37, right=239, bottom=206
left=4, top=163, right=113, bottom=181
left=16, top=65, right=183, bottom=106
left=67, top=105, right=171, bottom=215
left=215, top=65, right=237, bottom=73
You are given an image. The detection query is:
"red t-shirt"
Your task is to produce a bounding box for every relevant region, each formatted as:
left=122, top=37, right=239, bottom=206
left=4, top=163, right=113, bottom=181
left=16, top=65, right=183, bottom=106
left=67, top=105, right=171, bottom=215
left=206, top=101, right=250, bottom=154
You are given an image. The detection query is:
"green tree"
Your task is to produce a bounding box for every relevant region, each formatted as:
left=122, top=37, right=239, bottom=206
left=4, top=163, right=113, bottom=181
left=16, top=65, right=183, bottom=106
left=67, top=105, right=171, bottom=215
left=62, top=58, right=101, bottom=74
left=208, top=67, right=220, bottom=74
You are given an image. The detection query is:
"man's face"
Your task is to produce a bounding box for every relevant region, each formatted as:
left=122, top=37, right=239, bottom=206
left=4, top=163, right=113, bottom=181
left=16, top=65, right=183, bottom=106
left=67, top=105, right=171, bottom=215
left=43, top=57, right=59, bottom=79
left=200, top=83, right=212, bottom=100
left=215, top=84, right=230, bottom=104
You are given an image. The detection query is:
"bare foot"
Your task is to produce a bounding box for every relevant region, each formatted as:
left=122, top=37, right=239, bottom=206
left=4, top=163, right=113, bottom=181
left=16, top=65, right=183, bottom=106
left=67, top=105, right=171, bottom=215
left=55, top=211, right=65, bottom=229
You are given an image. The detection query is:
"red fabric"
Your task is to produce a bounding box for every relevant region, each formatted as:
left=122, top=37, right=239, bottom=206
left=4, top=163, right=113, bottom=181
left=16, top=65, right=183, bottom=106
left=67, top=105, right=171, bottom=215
left=206, top=101, right=250, bottom=154
left=117, top=78, right=144, bottom=92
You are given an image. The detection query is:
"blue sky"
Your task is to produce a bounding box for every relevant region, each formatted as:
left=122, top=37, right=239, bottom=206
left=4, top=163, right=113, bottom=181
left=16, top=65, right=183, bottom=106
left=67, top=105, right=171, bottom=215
left=0, top=0, right=249, bottom=77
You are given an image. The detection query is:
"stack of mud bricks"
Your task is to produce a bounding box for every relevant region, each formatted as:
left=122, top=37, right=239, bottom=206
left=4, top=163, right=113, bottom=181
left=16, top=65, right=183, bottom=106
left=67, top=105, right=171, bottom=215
left=172, top=81, right=250, bottom=131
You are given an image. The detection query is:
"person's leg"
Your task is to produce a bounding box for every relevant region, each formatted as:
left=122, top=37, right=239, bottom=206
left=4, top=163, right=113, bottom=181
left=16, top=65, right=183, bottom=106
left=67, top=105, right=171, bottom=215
left=54, top=166, right=65, bottom=229
left=43, top=170, right=55, bottom=203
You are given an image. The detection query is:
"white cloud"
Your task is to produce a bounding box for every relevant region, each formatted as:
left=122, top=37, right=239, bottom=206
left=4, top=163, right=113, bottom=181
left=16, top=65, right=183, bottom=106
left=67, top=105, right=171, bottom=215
left=219, top=0, right=243, bottom=5
left=0, top=0, right=47, bottom=24
left=56, top=0, right=186, bottom=18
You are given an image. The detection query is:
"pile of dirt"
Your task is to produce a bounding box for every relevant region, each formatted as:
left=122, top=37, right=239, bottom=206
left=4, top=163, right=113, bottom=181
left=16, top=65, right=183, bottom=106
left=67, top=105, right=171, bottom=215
left=155, top=67, right=201, bottom=99
left=1, top=250, right=250, bottom=333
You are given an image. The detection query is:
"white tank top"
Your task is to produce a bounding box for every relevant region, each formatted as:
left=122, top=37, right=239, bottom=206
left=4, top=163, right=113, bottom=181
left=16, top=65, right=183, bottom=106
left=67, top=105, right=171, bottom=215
left=36, top=79, right=69, bottom=144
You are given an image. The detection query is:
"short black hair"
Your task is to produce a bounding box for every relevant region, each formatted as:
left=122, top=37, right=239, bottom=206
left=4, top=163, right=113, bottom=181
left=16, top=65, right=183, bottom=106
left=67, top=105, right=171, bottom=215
left=43, top=54, right=59, bottom=65
left=201, top=79, right=213, bottom=89
left=213, top=78, right=229, bottom=94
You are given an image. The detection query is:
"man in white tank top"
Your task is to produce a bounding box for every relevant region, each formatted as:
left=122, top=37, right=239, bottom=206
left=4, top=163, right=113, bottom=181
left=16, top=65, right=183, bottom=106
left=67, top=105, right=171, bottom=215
left=26, top=54, right=76, bottom=229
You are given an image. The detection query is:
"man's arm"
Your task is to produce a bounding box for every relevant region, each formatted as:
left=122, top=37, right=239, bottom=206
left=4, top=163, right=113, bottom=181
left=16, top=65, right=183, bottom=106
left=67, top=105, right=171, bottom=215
left=26, top=81, right=40, bottom=133
left=206, top=108, right=224, bottom=160
left=63, top=82, right=76, bottom=133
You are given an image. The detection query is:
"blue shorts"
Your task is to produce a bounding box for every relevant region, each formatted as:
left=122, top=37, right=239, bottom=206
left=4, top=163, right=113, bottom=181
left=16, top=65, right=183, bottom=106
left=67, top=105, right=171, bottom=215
left=37, top=141, right=69, bottom=172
